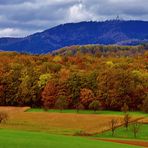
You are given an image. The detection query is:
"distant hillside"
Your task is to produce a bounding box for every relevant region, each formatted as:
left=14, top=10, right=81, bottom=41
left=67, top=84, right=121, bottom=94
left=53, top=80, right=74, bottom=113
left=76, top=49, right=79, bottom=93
left=52, top=44, right=146, bottom=57
left=0, top=20, right=148, bottom=54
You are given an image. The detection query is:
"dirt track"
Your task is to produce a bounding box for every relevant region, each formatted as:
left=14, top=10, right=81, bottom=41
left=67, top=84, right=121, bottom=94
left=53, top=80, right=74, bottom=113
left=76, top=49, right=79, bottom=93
left=96, top=138, right=148, bottom=147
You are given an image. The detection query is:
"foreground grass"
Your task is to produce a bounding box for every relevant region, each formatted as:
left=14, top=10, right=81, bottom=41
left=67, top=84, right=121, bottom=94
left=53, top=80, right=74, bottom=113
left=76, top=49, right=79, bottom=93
left=0, top=129, right=139, bottom=148
left=96, top=124, right=148, bottom=140
left=28, top=108, right=148, bottom=117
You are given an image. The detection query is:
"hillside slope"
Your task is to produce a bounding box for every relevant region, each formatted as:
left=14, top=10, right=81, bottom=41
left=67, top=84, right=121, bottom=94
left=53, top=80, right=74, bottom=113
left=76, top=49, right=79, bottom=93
left=0, top=20, right=148, bottom=54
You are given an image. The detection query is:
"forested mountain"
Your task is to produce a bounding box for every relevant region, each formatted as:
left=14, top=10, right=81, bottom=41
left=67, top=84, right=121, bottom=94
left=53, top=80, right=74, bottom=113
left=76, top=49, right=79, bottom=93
left=0, top=20, right=148, bottom=54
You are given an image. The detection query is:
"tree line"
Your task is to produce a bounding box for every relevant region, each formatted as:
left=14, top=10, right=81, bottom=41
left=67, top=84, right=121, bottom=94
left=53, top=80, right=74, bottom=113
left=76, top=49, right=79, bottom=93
left=0, top=46, right=147, bottom=112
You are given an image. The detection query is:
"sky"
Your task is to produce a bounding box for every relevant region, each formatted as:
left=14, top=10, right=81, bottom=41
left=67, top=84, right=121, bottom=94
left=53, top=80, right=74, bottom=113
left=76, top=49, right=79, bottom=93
left=0, top=0, right=148, bottom=37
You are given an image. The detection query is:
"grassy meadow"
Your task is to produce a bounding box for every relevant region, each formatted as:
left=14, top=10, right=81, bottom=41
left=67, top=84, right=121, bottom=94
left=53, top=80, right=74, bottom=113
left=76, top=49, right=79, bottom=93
left=0, top=129, right=140, bottom=148
left=96, top=124, right=148, bottom=140
left=28, top=108, right=148, bottom=116
left=0, top=107, right=147, bottom=147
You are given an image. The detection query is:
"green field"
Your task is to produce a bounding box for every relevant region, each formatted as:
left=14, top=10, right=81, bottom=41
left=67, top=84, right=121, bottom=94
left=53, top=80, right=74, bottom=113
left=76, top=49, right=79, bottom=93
left=27, top=108, right=148, bottom=117
left=0, top=107, right=147, bottom=147
left=0, top=129, right=140, bottom=148
left=96, top=124, right=148, bottom=140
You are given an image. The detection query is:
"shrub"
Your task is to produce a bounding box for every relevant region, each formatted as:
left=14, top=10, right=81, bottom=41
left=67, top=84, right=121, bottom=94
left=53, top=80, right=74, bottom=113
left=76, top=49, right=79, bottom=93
left=73, top=130, right=92, bottom=136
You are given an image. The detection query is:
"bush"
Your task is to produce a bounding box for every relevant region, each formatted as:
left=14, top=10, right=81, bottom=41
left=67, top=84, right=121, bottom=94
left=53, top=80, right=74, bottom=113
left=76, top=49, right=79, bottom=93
left=0, top=112, right=8, bottom=123
left=73, top=130, right=92, bottom=136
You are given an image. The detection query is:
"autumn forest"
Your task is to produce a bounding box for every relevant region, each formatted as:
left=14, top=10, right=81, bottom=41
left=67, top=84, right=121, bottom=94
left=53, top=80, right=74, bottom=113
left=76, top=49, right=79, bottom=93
left=0, top=45, right=148, bottom=112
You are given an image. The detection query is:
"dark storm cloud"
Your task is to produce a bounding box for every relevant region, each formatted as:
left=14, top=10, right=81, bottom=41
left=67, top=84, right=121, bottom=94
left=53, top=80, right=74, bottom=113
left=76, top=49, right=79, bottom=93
left=0, top=0, right=148, bottom=37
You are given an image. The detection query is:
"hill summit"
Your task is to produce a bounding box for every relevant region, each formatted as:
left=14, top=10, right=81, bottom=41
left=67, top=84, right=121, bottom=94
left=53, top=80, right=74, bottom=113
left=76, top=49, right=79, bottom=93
left=0, top=20, right=148, bottom=54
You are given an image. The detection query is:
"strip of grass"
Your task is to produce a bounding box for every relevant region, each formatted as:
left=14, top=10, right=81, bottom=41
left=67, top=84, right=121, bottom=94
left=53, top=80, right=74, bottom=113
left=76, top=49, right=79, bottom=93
left=0, top=129, right=139, bottom=148
left=27, top=108, right=147, bottom=117
left=96, top=124, right=148, bottom=140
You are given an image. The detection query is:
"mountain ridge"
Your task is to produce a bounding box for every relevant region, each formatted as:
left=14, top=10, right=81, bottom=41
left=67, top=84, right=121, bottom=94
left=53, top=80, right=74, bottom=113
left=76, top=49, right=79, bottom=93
left=0, top=20, right=148, bottom=54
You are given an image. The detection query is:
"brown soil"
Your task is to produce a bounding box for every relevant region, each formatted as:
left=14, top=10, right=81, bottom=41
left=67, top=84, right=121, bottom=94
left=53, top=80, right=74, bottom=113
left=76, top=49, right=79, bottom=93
left=138, top=118, right=148, bottom=124
left=0, top=107, right=125, bottom=134
left=4, top=112, right=124, bottom=133
left=0, top=106, right=31, bottom=112
left=96, top=138, right=148, bottom=147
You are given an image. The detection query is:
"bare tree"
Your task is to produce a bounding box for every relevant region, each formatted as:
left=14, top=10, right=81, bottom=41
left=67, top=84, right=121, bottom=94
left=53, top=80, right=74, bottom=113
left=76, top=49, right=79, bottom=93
left=123, top=113, right=131, bottom=130
left=109, top=119, right=118, bottom=136
left=131, top=122, right=141, bottom=138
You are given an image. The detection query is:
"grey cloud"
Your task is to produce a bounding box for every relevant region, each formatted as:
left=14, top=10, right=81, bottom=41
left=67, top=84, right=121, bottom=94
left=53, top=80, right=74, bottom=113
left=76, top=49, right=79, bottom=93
left=0, top=0, right=35, bottom=5
left=82, top=0, right=148, bottom=18
left=0, top=0, right=148, bottom=37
